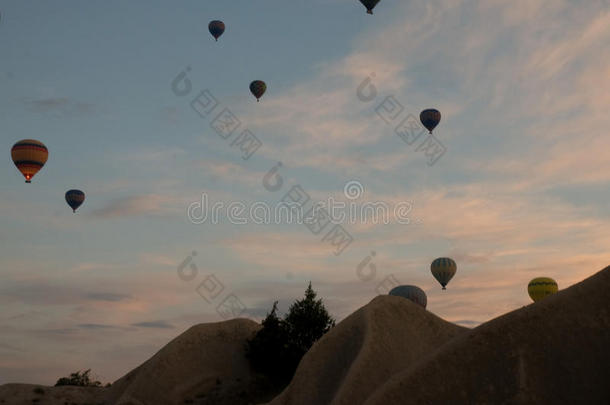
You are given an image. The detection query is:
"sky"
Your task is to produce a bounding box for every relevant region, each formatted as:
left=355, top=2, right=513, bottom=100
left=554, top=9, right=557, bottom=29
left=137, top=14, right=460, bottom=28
left=1, top=0, right=609, bottom=385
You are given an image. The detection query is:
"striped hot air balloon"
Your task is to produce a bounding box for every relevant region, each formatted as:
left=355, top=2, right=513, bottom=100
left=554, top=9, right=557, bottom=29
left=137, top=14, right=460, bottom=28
left=389, top=285, right=427, bottom=309
left=249, top=80, right=266, bottom=102
left=11, top=139, right=48, bottom=183
left=431, top=257, right=457, bottom=290
left=65, top=189, right=85, bottom=213
left=528, top=277, right=558, bottom=302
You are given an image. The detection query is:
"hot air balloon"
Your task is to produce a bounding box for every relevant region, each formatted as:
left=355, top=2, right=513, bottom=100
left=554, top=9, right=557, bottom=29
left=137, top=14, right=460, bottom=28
left=208, top=20, right=225, bottom=41
left=250, top=80, right=266, bottom=102
left=420, top=109, right=441, bottom=134
left=359, top=0, right=380, bottom=14
left=389, top=285, right=427, bottom=308
left=431, top=257, right=456, bottom=290
left=527, top=277, right=558, bottom=302
left=11, top=139, right=48, bottom=183
left=65, top=189, right=85, bottom=213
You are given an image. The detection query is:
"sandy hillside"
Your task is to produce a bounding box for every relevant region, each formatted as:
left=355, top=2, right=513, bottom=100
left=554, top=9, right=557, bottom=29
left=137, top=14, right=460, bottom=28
left=363, top=265, right=610, bottom=405
left=266, top=295, right=467, bottom=405
left=0, top=318, right=265, bottom=405
left=104, top=318, right=264, bottom=404
left=266, top=266, right=610, bottom=405
left=0, top=384, right=104, bottom=404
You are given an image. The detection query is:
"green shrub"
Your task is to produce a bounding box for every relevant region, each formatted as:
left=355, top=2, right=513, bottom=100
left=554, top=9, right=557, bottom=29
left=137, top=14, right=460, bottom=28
left=54, top=369, right=102, bottom=387
left=246, top=282, right=335, bottom=383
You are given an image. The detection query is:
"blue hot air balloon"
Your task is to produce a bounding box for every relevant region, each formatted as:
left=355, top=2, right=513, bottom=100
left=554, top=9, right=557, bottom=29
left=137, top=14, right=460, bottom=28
left=249, top=80, right=267, bottom=101
left=359, top=0, right=380, bottom=14
left=389, top=285, right=427, bottom=309
left=65, top=189, right=85, bottom=213
left=208, top=20, right=225, bottom=41
left=420, top=109, right=441, bottom=134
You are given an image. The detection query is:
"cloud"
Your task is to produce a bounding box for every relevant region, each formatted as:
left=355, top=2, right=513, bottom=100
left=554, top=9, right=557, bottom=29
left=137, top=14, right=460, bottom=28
left=159, top=106, right=180, bottom=124
left=0, top=281, right=133, bottom=307
left=24, top=97, right=70, bottom=110
left=0, top=342, right=26, bottom=353
left=131, top=321, right=174, bottom=329
left=22, top=97, right=95, bottom=115
left=116, top=146, right=188, bottom=164
left=0, top=282, right=80, bottom=306
left=219, top=231, right=347, bottom=277
left=77, top=323, right=120, bottom=330
left=85, top=293, right=132, bottom=302
left=190, top=159, right=265, bottom=188
left=30, top=328, right=78, bottom=337
left=90, top=194, right=180, bottom=218
left=233, top=0, right=610, bottom=201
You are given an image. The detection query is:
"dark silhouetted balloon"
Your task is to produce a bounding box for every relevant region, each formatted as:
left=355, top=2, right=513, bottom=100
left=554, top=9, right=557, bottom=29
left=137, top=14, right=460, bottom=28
left=431, top=257, right=456, bottom=290
left=389, top=285, right=427, bottom=308
left=528, top=277, right=558, bottom=302
left=208, top=20, right=225, bottom=41
left=420, top=109, right=441, bottom=133
left=65, top=189, right=85, bottom=213
left=359, top=0, right=380, bottom=14
left=11, top=139, right=48, bottom=183
left=250, top=80, right=266, bottom=102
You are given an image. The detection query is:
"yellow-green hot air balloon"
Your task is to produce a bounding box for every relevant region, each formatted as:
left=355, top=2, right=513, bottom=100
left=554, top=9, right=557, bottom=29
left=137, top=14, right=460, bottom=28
left=431, top=257, right=456, bottom=290
left=528, top=277, right=558, bottom=302
left=11, top=139, right=48, bottom=183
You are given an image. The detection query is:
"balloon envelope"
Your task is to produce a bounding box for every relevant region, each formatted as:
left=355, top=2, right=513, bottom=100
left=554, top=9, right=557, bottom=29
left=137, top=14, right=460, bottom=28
left=359, top=0, right=380, bottom=14
left=420, top=109, right=441, bottom=133
left=528, top=277, right=558, bottom=302
left=65, top=189, right=85, bottom=213
left=250, top=80, right=266, bottom=101
left=431, top=257, right=456, bottom=290
left=208, top=20, right=225, bottom=41
left=389, top=285, right=427, bottom=308
left=11, top=139, right=48, bottom=183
